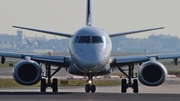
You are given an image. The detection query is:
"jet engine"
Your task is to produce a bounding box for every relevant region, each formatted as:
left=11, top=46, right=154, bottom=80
left=12, top=57, right=42, bottom=85
left=138, top=58, right=167, bottom=86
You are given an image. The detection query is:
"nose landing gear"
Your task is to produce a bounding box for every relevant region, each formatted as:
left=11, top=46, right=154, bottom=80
left=85, top=77, right=96, bottom=93
left=85, top=81, right=96, bottom=93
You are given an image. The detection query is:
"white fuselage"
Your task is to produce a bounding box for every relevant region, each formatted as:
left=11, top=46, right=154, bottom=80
left=69, top=26, right=112, bottom=75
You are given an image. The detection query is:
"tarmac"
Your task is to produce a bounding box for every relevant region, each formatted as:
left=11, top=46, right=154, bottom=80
left=1, top=92, right=180, bottom=101
left=0, top=82, right=180, bottom=101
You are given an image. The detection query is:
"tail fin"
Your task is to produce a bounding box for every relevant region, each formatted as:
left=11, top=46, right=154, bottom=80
left=86, top=0, right=92, bottom=26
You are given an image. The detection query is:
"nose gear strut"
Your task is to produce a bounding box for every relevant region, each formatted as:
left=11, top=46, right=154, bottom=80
left=85, top=73, right=96, bottom=93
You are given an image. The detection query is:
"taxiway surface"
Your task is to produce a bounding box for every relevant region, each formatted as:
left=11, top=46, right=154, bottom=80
left=1, top=92, right=180, bottom=101
left=0, top=83, right=180, bottom=101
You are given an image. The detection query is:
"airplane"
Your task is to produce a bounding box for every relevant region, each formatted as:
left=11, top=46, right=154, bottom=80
left=0, top=0, right=179, bottom=93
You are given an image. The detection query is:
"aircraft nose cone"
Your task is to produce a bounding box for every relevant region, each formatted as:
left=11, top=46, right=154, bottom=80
left=75, top=52, right=104, bottom=72
left=84, top=53, right=95, bottom=61
left=81, top=52, right=100, bottom=63
left=72, top=42, right=110, bottom=73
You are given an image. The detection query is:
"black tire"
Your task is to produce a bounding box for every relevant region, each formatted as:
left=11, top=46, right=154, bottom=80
left=121, top=79, right=127, bottom=93
left=133, top=79, right=138, bottom=93
left=41, top=78, right=46, bottom=92
left=52, top=78, right=58, bottom=92
left=85, top=84, right=91, bottom=93
left=91, top=84, right=96, bottom=93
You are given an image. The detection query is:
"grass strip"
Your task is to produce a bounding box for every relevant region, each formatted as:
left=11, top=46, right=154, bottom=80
left=0, top=79, right=121, bottom=88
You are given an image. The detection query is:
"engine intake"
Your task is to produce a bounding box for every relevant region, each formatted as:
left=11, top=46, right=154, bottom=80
left=138, top=60, right=167, bottom=86
left=12, top=60, right=42, bottom=85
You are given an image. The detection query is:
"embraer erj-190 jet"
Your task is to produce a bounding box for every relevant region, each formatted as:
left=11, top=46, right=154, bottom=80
left=1, top=0, right=179, bottom=93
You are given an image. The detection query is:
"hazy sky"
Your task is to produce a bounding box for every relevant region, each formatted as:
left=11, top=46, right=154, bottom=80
left=0, top=0, right=180, bottom=39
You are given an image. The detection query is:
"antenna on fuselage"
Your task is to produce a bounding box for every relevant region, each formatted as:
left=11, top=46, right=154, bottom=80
left=86, top=0, right=92, bottom=26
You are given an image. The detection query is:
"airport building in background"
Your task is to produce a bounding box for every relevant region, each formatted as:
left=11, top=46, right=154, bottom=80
left=0, top=31, right=179, bottom=53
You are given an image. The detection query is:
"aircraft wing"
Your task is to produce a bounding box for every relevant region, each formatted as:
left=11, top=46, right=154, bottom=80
left=109, top=27, right=164, bottom=37
left=110, top=53, right=180, bottom=67
left=0, top=51, right=70, bottom=67
left=13, top=26, right=72, bottom=38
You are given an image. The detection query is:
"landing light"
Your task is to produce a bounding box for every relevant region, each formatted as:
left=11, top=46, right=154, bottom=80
left=88, top=80, right=92, bottom=84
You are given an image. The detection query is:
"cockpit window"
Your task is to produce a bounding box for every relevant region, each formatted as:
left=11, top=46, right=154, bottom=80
left=78, top=36, right=90, bottom=43
left=73, top=36, right=79, bottom=43
left=92, top=36, right=104, bottom=43
left=77, top=36, right=104, bottom=43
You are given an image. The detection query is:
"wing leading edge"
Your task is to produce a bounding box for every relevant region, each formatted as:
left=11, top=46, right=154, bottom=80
left=111, top=53, right=180, bottom=67
left=13, top=26, right=72, bottom=38
left=109, top=27, right=164, bottom=37
left=110, top=55, right=148, bottom=68
left=0, top=51, right=70, bottom=67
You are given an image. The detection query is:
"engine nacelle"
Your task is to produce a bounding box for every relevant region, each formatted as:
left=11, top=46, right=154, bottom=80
left=138, top=58, right=167, bottom=86
left=12, top=59, right=42, bottom=85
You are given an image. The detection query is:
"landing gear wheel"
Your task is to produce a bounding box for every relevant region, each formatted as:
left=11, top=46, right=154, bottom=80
left=52, top=78, right=58, bottom=92
left=41, top=79, right=46, bottom=92
left=121, top=79, right=127, bottom=93
left=133, top=79, right=138, bottom=93
left=91, top=84, right=96, bottom=93
left=85, top=84, right=91, bottom=93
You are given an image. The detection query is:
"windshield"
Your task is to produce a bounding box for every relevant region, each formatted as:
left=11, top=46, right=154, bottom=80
left=92, top=36, right=104, bottom=43
left=77, top=36, right=104, bottom=43
left=78, top=36, right=90, bottom=43
left=73, top=36, right=80, bottom=43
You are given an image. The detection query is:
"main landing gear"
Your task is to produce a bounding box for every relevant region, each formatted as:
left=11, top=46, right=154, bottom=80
left=85, top=76, right=96, bottom=93
left=118, top=65, right=138, bottom=93
left=40, top=64, right=61, bottom=92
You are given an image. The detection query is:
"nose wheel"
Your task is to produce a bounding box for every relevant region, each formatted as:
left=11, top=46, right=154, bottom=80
left=85, top=84, right=96, bottom=93
left=85, top=78, right=96, bottom=93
